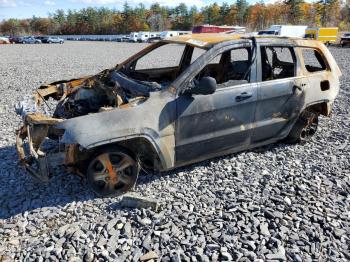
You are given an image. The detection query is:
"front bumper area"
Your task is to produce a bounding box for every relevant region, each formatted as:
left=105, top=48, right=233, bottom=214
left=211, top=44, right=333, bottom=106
left=15, top=114, right=66, bottom=182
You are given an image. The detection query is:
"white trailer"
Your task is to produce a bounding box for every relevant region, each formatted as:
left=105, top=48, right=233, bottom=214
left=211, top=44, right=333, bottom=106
left=129, top=32, right=138, bottom=42
left=258, top=25, right=307, bottom=38
left=160, top=31, right=191, bottom=39
left=137, top=32, right=161, bottom=42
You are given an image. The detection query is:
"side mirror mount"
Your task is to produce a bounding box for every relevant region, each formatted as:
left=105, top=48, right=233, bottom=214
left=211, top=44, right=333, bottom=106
left=187, top=77, right=217, bottom=96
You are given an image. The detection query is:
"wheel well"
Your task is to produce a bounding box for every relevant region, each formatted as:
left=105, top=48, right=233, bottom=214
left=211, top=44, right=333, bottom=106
left=90, top=138, right=162, bottom=171
left=306, top=102, right=330, bottom=116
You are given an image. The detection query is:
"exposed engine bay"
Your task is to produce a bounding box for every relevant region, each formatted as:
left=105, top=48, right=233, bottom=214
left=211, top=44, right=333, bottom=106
left=16, top=69, right=168, bottom=120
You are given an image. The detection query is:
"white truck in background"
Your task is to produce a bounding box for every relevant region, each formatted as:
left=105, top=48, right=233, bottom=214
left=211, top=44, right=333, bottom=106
left=258, top=25, right=307, bottom=38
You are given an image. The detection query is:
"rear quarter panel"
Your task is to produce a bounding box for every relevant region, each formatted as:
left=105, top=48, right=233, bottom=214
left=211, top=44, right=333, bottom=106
left=295, top=40, right=341, bottom=113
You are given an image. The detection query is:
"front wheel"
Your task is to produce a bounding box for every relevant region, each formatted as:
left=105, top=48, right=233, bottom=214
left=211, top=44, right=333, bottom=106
left=86, top=148, right=139, bottom=197
left=284, top=111, right=319, bottom=144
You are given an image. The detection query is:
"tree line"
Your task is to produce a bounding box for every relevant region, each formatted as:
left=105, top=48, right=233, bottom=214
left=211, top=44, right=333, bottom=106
left=1, top=0, right=350, bottom=36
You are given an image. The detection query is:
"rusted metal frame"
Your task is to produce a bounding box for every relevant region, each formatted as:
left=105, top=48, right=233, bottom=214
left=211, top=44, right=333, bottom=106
left=174, top=39, right=253, bottom=93
left=15, top=126, right=28, bottom=165
left=294, top=39, right=341, bottom=77
left=15, top=117, right=68, bottom=181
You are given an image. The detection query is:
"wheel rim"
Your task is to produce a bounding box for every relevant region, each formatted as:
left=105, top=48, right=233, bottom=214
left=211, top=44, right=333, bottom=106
left=301, top=114, right=318, bottom=140
left=87, top=151, right=137, bottom=197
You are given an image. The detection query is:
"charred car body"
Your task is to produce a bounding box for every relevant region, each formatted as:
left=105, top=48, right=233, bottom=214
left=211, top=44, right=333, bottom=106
left=15, top=34, right=341, bottom=196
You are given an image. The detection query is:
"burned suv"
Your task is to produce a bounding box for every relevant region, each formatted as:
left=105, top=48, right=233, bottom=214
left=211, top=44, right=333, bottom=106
left=15, top=34, right=341, bottom=196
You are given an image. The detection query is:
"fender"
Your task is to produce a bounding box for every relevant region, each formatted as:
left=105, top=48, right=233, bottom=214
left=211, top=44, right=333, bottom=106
left=56, top=91, right=176, bottom=170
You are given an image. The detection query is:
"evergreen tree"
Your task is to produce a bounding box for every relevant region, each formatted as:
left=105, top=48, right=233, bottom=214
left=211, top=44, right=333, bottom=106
left=236, top=0, right=249, bottom=25
left=284, top=0, right=304, bottom=24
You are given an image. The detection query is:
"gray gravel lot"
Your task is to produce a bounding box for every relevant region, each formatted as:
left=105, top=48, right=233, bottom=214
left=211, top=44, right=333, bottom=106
left=0, top=42, right=349, bottom=261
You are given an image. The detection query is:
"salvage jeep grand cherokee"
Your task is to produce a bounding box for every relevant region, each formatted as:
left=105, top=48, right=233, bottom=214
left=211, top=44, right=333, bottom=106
left=15, top=34, right=341, bottom=196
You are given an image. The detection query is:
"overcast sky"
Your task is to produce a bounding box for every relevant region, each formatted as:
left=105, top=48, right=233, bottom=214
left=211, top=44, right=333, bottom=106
left=0, top=0, right=268, bottom=20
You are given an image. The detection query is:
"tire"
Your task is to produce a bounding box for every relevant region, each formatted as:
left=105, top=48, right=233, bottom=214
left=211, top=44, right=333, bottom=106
left=284, top=110, right=319, bottom=144
left=86, top=146, right=139, bottom=197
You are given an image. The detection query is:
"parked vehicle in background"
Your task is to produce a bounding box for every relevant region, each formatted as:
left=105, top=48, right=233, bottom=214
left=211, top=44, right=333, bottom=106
left=129, top=32, right=138, bottom=42
left=9, top=36, right=18, bottom=43
left=15, top=34, right=341, bottom=197
left=13, top=36, right=41, bottom=44
left=160, top=31, right=191, bottom=39
left=39, top=36, right=64, bottom=44
left=192, top=25, right=243, bottom=34
left=137, top=32, right=160, bottom=42
left=0, top=36, right=10, bottom=44
left=137, top=32, right=150, bottom=42
left=117, top=35, right=130, bottom=42
left=304, top=27, right=338, bottom=45
left=10, top=36, right=25, bottom=44
left=258, top=25, right=307, bottom=37
left=147, top=36, right=162, bottom=43
left=35, top=36, right=47, bottom=42
left=340, top=32, right=350, bottom=47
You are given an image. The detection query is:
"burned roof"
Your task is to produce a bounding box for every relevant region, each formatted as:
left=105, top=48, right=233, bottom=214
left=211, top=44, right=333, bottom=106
left=164, top=33, right=242, bottom=48
left=164, top=33, right=329, bottom=49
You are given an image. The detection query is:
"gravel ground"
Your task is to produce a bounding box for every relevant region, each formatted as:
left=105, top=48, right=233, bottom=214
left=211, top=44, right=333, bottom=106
left=0, top=42, right=349, bottom=261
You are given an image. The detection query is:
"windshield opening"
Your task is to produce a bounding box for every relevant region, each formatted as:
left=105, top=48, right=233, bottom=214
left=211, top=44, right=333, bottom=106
left=119, top=42, right=207, bottom=91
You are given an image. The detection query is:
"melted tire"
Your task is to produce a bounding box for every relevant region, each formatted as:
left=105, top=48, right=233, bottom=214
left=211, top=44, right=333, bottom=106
left=285, top=111, right=319, bottom=144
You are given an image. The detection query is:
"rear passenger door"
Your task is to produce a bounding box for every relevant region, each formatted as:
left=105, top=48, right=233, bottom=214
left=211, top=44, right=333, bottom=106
left=252, top=45, right=306, bottom=143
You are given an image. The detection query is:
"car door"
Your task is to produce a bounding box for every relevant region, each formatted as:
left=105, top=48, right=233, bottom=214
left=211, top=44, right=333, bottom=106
left=251, top=44, right=306, bottom=143
left=175, top=44, right=258, bottom=165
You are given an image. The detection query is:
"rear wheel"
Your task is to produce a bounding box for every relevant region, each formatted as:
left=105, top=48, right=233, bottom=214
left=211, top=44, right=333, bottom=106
left=285, top=111, right=319, bottom=144
left=86, top=148, right=139, bottom=197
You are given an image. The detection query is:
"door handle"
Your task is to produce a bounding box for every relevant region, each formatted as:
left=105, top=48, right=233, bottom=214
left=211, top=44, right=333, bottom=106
left=236, top=92, right=252, bottom=102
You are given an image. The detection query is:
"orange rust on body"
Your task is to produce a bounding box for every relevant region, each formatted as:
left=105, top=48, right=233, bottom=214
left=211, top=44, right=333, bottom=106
left=15, top=126, right=28, bottom=165
left=65, top=144, right=78, bottom=165
left=67, top=78, right=89, bottom=88
left=25, top=113, right=62, bottom=125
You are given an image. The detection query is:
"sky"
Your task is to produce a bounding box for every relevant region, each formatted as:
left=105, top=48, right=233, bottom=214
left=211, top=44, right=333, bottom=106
left=0, top=0, right=264, bottom=20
